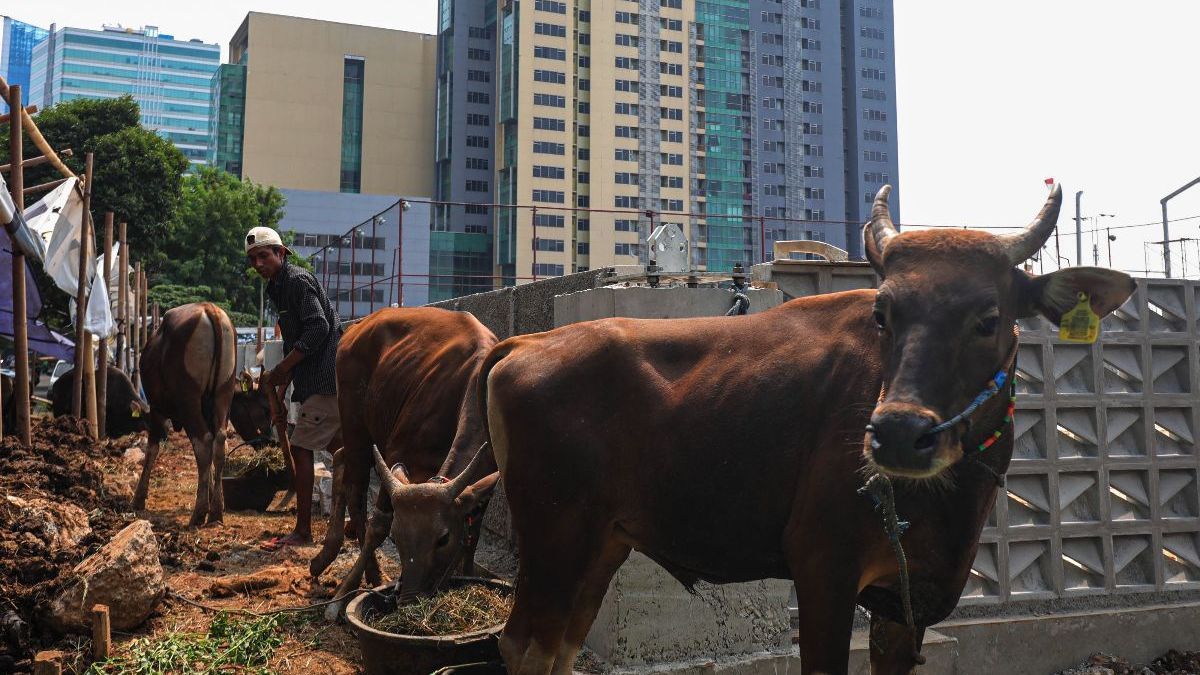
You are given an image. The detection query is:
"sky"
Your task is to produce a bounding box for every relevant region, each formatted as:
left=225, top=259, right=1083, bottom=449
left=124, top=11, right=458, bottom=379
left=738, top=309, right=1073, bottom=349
left=9, top=0, right=1200, bottom=277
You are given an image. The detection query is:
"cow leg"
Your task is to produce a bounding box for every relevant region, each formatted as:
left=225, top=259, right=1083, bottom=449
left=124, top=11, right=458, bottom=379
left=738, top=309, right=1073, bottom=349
left=311, top=418, right=372, bottom=577
left=187, top=431, right=216, bottom=528
left=500, top=524, right=619, bottom=675
left=207, top=427, right=227, bottom=525
left=790, top=556, right=858, bottom=675
left=551, top=537, right=631, bottom=675
left=132, top=435, right=166, bottom=511
left=868, top=613, right=926, bottom=675
left=311, top=447, right=348, bottom=577
left=323, top=504, right=393, bottom=622
left=361, top=490, right=388, bottom=587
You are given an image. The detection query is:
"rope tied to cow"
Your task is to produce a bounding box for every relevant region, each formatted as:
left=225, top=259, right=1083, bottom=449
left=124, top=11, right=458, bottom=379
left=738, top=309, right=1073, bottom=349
left=858, top=473, right=926, bottom=666
left=726, top=291, right=750, bottom=316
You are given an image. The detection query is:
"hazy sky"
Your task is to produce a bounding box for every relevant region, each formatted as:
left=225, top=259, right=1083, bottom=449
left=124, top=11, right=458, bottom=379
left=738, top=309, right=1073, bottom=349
left=10, top=0, right=1200, bottom=276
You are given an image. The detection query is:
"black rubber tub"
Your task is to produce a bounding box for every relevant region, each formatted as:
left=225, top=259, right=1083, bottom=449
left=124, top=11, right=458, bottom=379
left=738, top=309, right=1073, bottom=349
left=221, top=469, right=289, bottom=511
left=430, top=662, right=508, bottom=675
left=346, top=577, right=512, bottom=675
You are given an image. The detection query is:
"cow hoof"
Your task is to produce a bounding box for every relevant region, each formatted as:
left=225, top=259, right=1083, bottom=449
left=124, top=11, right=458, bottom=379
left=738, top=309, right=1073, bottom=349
left=310, top=551, right=335, bottom=578
left=323, top=601, right=345, bottom=623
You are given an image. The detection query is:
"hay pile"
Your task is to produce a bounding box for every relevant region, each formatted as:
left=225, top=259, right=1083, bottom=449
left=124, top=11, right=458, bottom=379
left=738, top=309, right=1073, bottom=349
left=224, top=444, right=286, bottom=478
left=1057, top=650, right=1200, bottom=675
left=364, top=583, right=512, bottom=636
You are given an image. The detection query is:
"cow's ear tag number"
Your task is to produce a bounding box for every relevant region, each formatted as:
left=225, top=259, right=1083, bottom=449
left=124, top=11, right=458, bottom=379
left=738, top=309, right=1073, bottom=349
left=1059, top=292, right=1100, bottom=344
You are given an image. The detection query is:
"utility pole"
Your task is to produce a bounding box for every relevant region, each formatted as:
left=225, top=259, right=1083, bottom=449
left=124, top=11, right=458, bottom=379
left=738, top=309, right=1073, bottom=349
left=1074, top=190, right=1083, bottom=267
left=1160, top=175, right=1200, bottom=278
left=1107, top=228, right=1114, bottom=268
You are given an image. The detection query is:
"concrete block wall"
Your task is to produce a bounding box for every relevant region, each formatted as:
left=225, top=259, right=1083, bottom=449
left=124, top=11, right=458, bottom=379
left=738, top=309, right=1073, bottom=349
left=962, top=278, right=1200, bottom=610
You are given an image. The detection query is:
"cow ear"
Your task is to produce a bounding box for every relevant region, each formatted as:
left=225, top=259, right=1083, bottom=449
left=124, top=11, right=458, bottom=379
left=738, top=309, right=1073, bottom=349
left=455, top=471, right=500, bottom=514
left=1017, top=267, right=1136, bottom=325
left=389, top=462, right=412, bottom=485
left=862, top=222, right=886, bottom=277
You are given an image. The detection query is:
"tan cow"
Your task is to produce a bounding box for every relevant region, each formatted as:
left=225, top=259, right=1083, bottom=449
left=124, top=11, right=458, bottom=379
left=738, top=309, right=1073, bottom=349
left=134, top=302, right=237, bottom=527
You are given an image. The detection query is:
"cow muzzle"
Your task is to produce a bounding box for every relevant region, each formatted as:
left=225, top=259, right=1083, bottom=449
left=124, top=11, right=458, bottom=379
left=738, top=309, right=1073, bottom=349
left=865, top=404, right=955, bottom=478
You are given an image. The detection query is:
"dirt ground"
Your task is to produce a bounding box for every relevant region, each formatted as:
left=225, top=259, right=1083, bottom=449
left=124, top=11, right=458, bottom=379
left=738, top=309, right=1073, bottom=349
left=1, top=417, right=395, bottom=674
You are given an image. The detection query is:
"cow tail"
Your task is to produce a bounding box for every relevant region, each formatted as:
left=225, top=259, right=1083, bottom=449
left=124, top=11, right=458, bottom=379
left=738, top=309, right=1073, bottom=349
left=475, top=339, right=519, bottom=444
left=201, top=304, right=224, bottom=434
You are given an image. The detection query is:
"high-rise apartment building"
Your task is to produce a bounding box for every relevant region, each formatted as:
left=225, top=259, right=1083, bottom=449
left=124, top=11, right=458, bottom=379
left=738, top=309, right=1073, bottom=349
left=0, top=16, right=49, bottom=112
left=436, top=0, right=899, bottom=289
left=28, top=25, right=219, bottom=165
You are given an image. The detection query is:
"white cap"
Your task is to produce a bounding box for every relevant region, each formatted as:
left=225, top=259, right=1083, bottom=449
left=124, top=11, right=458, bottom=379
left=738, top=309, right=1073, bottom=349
left=245, top=226, right=286, bottom=254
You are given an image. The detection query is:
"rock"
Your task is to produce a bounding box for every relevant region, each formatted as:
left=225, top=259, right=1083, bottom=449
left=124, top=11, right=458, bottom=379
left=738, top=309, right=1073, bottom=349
left=3, top=495, right=91, bottom=550
left=45, top=520, right=165, bottom=633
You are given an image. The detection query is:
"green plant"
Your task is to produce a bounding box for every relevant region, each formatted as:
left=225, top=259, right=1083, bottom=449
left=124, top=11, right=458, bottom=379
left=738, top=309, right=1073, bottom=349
left=86, top=612, right=284, bottom=675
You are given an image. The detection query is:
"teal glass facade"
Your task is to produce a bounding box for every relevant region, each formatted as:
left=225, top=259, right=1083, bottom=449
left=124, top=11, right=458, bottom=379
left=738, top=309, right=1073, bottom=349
left=340, top=57, right=365, bottom=193
left=27, top=26, right=219, bottom=165
left=208, top=63, right=246, bottom=175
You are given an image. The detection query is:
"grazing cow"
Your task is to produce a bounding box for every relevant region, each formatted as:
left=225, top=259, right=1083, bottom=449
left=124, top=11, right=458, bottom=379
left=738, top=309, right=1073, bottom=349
left=49, top=365, right=150, bottom=438
left=482, top=185, right=1136, bottom=675
left=308, top=307, right=500, bottom=619
left=228, top=371, right=273, bottom=449
left=134, top=302, right=237, bottom=527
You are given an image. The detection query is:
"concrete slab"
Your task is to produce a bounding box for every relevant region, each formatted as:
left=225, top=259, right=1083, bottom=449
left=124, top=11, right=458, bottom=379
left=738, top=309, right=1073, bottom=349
left=937, top=601, right=1200, bottom=675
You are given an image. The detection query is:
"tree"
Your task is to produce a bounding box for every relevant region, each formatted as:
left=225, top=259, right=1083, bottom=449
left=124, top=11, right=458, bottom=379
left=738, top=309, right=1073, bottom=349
left=157, top=166, right=285, bottom=321
left=147, top=283, right=256, bottom=326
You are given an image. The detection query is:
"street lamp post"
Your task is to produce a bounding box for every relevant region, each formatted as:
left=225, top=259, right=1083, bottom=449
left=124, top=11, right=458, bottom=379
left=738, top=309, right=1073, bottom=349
left=396, top=200, right=409, bottom=307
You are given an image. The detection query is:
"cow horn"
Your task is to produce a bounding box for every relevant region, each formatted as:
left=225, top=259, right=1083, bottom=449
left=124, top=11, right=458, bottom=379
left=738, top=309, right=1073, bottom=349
left=997, top=184, right=1062, bottom=266
left=373, top=446, right=403, bottom=498
left=447, top=443, right=491, bottom=497
left=868, top=185, right=899, bottom=254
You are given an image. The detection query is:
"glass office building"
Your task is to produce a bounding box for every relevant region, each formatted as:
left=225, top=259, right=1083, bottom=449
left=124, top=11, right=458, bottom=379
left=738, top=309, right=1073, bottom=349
left=0, top=15, right=50, bottom=112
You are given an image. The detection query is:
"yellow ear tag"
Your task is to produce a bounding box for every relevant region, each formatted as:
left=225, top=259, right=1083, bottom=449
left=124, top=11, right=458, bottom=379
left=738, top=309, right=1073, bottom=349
left=1059, top=292, right=1100, bottom=344
left=241, top=380, right=250, bottom=393
left=131, top=409, right=142, bottom=418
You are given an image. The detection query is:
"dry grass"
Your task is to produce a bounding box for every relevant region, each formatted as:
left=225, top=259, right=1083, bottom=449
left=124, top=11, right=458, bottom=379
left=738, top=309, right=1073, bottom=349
left=363, top=584, right=512, bottom=637
left=224, top=444, right=286, bottom=478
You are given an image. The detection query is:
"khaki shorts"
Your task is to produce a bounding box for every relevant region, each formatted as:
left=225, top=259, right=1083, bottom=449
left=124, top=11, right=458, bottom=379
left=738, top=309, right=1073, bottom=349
left=290, top=394, right=341, bottom=451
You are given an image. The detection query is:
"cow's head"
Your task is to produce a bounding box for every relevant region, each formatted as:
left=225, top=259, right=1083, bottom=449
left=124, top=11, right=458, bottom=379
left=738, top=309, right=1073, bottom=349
left=230, top=370, right=272, bottom=448
left=373, top=446, right=500, bottom=599
left=863, top=185, right=1135, bottom=478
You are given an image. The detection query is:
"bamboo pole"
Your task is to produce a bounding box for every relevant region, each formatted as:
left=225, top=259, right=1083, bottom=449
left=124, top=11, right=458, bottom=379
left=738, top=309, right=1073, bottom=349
left=0, top=104, right=37, bottom=125
left=131, top=262, right=142, bottom=392
left=23, top=177, right=71, bottom=197
left=0, top=147, right=70, bottom=174
left=140, top=271, right=148, bottom=346
left=116, top=223, right=128, bottom=372
left=71, top=154, right=93, bottom=418
left=96, top=213, right=113, bottom=437
left=9, top=85, right=30, bottom=444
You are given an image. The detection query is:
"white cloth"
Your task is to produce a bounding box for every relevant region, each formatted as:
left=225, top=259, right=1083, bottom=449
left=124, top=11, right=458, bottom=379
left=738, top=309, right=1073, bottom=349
left=84, top=269, right=116, bottom=338
left=0, top=172, right=48, bottom=262
left=25, top=178, right=90, bottom=297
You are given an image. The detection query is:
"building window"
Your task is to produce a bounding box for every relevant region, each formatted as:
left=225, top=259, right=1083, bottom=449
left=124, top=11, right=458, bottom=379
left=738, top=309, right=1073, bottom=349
left=576, top=219, right=590, bottom=230
left=534, top=22, right=568, bottom=37
left=534, top=214, right=566, bottom=227
left=614, top=243, right=639, bottom=256
left=615, top=219, right=637, bottom=232
left=661, top=62, right=683, bottom=76
left=615, top=172, right=638, bottom=184
left=862, top=88, right=888, bottom=101
left=578, top=148, right=590, bottom=160
left=661, top=175, right=683, bottom=188
left=615, top=11, right=639, bottom=24
left=864, top=171, right=891, bottom=183
left=578, top=101, right=590, bottom=114
left=577, top=172, right=590, bottom=183
left=662, top=0, right=682, bottom=8
left=534, top=69, right=567, bottom=84
left=468, top=26, right=493, bottom=39
left=339, top=57, right=365, bottom=193
left=578, top=125, right=590, bottom=137
left=534, top=46, right=567, bottom=60
left=466, top=157, right=490, bottom=170
left=661, top=130, right=683, bottom=143
left=468, top=48, right=491, bottom=61
left=861, top=68, right=888, bottom=81
left=860, top=27, right=885, bottom=40
left=467, top=69, right=491, bottom=82
left=615, top=56, right=639, bottom=70
left=615, top=125, right=638, bottom=138
left=577, top=241, right=590, bottom=255
left=660, top=39, right=683, bottom=53
left=616, top=79, right=639, bottom=92
left=535, top=238, right=565, bottom=252
left=863, top=150, right=889, bottom=162
left=466, top=135, right=490, bottom=148
left=860, top=6, right=883, bottom=18
left=534, top=116, right=566, bottom=131
left=615, top=34, right=639, bottom=47
left=533, top=141, right=566, bottom=155
left=532, top=263, right=565, bottom=276
left=534, top=93, right=567, bottom=108
left=614, top=196, right=638, bottom=208
left=535, top=0, right=567, bottom=13
left=467, top=91, right=491, bottom=104
left=862, top=109, right=888, bottom=121
left=467, top=113, right=491, bottom=126
left=661, top=18, right=683, bottom=30
left=533, top=165, right=566, bottom=179
left=579, top=33, right=591, bottom=45
left=615, top=148, right=638, bottom=162
left=615, top=102, right=638, bottom=116
left=660, top=84, right=683, bottom=98
left=660, top=153, right=683, bottom=165
left=577, top=195, right=590, bottom=207
left=465, top=180, right=489, bottom=192
left=661, top=107, right=683, bottom=120
left=532, top=189, right=565, bottom=203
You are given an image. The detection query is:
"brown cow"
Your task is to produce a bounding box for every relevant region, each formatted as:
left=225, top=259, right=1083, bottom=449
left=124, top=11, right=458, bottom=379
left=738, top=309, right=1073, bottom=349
left=134, top=302, right=237, bottom=527
left=308, top=307, right=500, bottom=620
left=481, top=185, right=1136, bottom=675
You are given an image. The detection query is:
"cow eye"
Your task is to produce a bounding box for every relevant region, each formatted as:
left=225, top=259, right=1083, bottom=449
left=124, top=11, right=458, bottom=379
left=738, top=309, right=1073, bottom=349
left=977, top=314, right=1000, bottom=337
left=436, top=531, right=452, bottom=548
left=872, top=309, right=887, bottom=331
